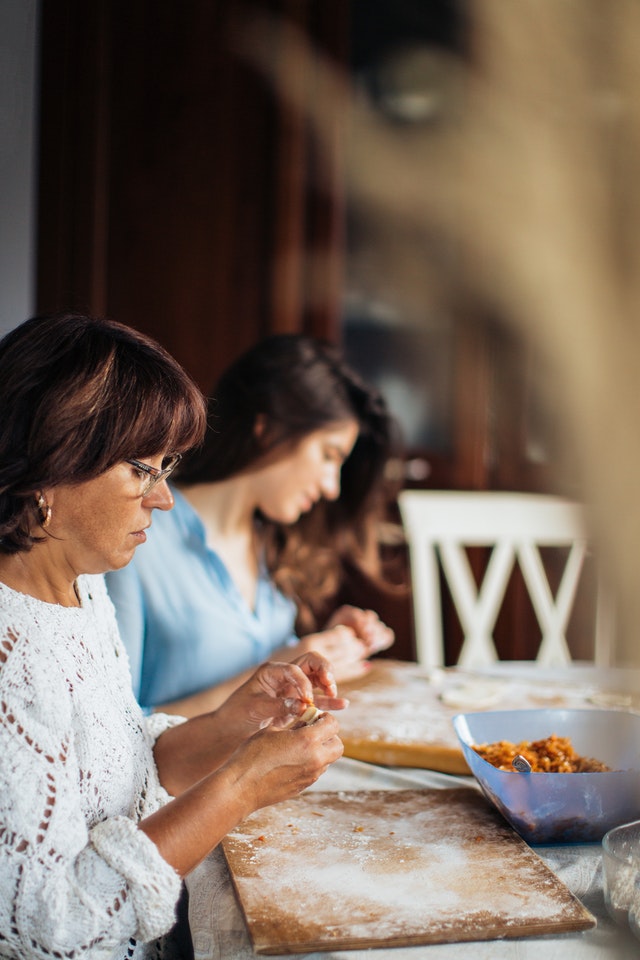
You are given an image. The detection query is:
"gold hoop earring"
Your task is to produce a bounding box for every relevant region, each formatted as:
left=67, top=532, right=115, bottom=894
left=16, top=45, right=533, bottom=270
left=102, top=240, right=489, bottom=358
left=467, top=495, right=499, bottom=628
left=36, top=493, right=52, bottom=529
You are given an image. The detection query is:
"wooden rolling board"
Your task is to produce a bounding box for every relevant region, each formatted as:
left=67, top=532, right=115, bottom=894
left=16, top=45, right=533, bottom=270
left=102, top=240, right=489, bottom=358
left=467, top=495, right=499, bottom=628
left=336, top=660, right=606, bottom=774
left=223, top=788, right=595, bottom=955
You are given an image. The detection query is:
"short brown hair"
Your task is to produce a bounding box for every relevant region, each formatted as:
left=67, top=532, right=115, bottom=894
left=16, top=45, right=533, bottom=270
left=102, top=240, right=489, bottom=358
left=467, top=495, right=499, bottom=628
left=0, top=313, right=207, bottom=553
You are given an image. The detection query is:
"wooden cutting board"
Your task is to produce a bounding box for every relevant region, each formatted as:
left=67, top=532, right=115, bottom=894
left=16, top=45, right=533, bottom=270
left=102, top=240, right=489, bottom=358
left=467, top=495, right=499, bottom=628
left=336, top=660, right=605, bottom=774
left=223, top=787, right=595, bottom=955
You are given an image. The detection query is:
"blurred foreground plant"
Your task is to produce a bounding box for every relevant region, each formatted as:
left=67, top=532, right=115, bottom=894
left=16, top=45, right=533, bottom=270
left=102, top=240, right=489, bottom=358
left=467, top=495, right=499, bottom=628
left=239, top=0, right=640, bottom=667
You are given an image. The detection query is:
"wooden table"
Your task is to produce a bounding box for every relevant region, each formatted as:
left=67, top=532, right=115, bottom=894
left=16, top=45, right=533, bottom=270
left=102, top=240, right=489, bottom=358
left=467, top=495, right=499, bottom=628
left=186, top=663, right=640, bottom=959
left=336, top=659, right=640, bottom=774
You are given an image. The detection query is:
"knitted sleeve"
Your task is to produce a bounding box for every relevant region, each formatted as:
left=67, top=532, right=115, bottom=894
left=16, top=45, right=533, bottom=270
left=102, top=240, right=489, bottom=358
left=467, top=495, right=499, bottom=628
left=0, top=583, right=183, bottom=958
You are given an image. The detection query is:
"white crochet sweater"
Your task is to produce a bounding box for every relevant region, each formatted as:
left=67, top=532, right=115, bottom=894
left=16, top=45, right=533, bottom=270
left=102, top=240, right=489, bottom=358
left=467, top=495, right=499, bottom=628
left=0, top=574, right=186, bottom=960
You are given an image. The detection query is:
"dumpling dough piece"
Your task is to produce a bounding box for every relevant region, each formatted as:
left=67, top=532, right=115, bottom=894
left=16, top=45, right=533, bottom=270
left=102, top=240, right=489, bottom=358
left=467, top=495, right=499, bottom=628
left=440, top=681, right=504, bottom=709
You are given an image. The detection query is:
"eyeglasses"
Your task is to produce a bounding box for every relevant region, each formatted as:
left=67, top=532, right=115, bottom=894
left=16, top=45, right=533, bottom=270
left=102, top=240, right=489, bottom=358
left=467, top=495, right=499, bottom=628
left=126, top=454, right=182, bottom=497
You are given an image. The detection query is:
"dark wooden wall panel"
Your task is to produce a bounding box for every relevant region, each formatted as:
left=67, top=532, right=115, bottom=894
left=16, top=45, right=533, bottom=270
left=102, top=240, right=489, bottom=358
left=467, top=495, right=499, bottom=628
left=37, top=0, right=348, bottom=394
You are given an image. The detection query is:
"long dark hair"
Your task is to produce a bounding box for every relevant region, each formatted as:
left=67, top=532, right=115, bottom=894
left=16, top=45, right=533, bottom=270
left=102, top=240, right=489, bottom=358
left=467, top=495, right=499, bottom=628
left=0, top=313, right=207, bottom=553
left=178, top=334, right=400, bottom=627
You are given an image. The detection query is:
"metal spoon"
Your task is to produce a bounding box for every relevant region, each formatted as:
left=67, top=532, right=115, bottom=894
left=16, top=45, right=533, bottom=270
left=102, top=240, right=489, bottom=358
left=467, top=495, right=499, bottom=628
left=512, top=754, right=532, bottom=773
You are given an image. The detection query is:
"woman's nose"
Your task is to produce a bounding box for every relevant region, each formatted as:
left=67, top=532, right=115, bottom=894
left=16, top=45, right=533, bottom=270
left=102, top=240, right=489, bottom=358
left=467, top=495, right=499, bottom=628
left=320, top=466, right=341, bottom=501
left=142, top=480, right=174, bottom=511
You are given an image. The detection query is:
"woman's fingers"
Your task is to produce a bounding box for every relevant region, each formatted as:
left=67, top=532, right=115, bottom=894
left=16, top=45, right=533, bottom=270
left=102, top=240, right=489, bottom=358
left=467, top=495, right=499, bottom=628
left=235, top=714, right=344, bottom=807
left=246, top=656, right=349, bottom=730
left=291, top=649, right=341, bottom=697
left=323, top=606, right=395, bottom=656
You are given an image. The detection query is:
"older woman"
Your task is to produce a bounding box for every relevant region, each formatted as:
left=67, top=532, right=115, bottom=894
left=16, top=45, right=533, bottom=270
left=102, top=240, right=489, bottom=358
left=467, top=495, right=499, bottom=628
left=0, top=313, right=345, bottom=960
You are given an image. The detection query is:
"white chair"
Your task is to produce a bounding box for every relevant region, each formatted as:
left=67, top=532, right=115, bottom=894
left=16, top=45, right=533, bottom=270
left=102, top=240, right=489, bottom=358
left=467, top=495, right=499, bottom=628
left=398, top=490, right=613, bottom=669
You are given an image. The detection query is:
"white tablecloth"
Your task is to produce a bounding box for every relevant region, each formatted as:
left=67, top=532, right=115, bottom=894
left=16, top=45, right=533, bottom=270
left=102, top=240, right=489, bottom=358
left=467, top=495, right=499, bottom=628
left=186, top=756, right=639, bottom=959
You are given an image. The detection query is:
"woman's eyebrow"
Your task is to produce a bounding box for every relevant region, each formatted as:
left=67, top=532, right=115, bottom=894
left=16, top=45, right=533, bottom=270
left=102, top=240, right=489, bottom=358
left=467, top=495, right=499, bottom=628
left=329, top=441, right=353, bottom=461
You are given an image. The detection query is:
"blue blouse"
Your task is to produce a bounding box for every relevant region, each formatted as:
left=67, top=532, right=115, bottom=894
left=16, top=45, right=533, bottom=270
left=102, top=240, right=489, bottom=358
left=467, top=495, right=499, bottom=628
left=105, top=487, right=298, bottom=711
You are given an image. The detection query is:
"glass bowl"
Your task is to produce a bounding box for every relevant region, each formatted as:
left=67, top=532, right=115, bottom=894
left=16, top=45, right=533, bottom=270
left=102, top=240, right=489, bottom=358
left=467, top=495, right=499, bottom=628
left=453, top=708, right=640, bottom=843
left=602, top=819, right=640, bottom=940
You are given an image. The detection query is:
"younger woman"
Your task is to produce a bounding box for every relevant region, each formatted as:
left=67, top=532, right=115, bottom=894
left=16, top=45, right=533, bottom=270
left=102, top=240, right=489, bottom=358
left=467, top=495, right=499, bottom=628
left=107, top=334, right=400, bottom=716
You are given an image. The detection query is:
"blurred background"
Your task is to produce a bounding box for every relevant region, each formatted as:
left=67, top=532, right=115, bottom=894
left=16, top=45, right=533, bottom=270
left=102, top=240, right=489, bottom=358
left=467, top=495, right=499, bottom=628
left=3, top=0, right=639, bottom=667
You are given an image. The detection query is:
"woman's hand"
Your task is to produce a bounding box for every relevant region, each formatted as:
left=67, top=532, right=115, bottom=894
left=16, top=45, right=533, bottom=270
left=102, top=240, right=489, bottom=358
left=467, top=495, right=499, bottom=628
left=226, top=712, right=344, bottom=811
left=295, top=626, right=369, bottom=682
left=154, top=655, right=347, bottom=796
left=214, top=655, right=348, bottom=738
left=295, top=606, right=394, bottom=683
left=144, top=706, right=344, bottom=877
left=326, top=605, right=395, bottom=657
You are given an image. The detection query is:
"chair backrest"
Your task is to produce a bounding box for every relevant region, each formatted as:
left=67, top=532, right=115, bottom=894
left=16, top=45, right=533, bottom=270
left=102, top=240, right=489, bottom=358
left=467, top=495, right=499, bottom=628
left=398, top=490, right=612, bottom=668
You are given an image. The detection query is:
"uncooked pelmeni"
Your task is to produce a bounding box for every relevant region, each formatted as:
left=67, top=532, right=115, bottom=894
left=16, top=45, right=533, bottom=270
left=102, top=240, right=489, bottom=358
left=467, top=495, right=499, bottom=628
left=588, top=691, right=634, bottom=709
left=440, top=681, right=505, bottom=709
left=298, top=704, right=323, bottom=725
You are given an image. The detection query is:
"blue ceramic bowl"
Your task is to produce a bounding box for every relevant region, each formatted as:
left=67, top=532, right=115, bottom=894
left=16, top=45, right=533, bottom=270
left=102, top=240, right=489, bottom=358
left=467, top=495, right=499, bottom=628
left=453, top=709, right=640, bottom=844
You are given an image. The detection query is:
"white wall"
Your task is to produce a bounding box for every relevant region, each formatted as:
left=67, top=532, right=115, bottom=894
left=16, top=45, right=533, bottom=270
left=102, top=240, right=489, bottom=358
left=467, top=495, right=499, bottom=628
left=0, top=0, right=39, bottom=337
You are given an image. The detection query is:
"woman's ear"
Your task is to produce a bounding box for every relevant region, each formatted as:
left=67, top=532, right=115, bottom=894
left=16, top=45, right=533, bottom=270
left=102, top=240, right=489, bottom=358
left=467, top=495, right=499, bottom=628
left=253, top=413, right=267, bottom=438
left=253, top=414, right=273, bottom=444
left=253, top=414, right=287, bottom=457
